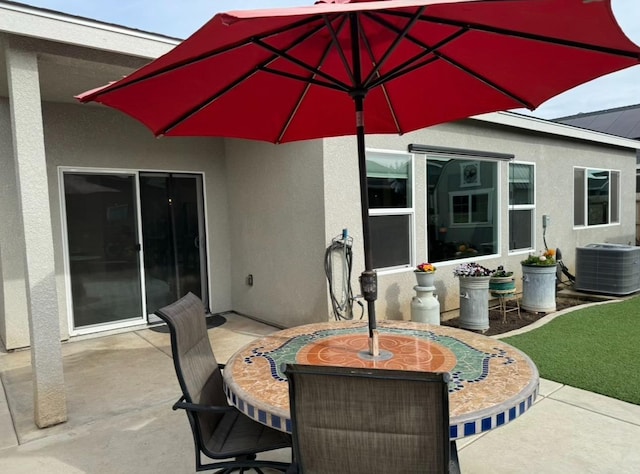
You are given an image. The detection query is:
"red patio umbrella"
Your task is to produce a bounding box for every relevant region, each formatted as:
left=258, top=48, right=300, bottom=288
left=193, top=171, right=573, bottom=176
left=78, top=0, right=640, bottom=356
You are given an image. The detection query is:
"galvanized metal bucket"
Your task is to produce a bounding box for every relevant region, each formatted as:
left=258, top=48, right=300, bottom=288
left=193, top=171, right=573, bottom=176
left=521, top=264, right=557, bottom=313
left=458, top=276, right=491, bottom=331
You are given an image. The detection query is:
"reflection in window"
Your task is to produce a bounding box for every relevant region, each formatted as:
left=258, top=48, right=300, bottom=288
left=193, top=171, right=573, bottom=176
left=451, top=192, right=491, bottom=224
left=427, top=157, right=498, bottom=263
left=366, top=151, right=413, bottom=270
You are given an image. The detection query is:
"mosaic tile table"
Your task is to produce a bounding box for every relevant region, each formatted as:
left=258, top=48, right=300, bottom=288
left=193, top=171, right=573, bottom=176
left=223, top=320, right=539, bottom=440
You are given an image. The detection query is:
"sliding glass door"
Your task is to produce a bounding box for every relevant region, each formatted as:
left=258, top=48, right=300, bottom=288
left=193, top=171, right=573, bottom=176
left=63, top=170, right=208, bottom=333
left=140, top=173, right=208, bottom=315
left=64, top=172, right=144, bottom=329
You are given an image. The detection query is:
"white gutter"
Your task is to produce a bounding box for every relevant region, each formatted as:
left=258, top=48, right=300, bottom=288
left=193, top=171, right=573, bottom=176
left=473, top=111, right=640, bottom=151
left=0, top=1, right=179, bottom=59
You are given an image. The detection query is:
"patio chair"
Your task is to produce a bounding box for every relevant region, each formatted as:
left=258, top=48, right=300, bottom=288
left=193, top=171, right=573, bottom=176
left=155, top=292, right=291, bottom=473
left=285, top=364, right=460, bottom=474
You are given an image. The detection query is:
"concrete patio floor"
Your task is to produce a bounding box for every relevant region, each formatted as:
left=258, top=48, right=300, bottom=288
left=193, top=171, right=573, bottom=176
left=1, top=313, right=639, bottom=473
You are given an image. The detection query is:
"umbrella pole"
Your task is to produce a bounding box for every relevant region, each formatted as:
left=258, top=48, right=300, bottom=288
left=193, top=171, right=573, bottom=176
left=354, top=94, right=379, bottom=357
left=349, top=13, right=378, bottom=357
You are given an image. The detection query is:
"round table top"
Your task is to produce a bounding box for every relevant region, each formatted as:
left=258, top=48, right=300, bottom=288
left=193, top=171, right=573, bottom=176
left=223, top=320, right=539, bottom=440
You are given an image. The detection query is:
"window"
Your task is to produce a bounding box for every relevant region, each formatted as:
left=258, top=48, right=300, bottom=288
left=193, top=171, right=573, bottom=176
left=509, top=163, right=535, bottom=252
left=574, top=167, right=620, bottom=227
left=366, top=151, right=413, bottom=270
left=426, top=157, right=498, bottom=263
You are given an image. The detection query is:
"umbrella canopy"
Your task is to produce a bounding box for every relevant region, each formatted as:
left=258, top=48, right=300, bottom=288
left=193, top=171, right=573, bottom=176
left=78, top=0, right=640, bottom=356
left=78, top=0, right=640, bottom=141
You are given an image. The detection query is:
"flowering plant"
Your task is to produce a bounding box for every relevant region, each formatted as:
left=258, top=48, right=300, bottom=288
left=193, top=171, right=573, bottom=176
left=415, top=262, right=436, bottom=273
left=453, top=262, right=494, bottom=277
left=492, top=265, right=513, bottom=277
left=521, top=249, right=556, bottom=266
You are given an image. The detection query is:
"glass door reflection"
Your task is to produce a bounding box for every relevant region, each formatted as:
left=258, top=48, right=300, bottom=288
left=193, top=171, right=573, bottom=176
left=64, top=173, right=144, bottom=328
left=140, top=173, right=208, bottom=315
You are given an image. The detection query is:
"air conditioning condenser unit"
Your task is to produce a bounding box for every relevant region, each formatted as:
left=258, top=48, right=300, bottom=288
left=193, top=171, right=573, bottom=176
left=575, top=243, right=640, bottom=295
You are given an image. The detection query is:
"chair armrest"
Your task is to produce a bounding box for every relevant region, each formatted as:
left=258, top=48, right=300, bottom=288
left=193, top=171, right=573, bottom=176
left=172, top=396, right=236, bottom=414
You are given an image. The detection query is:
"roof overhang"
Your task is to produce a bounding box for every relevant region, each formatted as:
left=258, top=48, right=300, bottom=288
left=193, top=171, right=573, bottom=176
left=0, top=0, right=178, bottom=58
left=473, top=111, right=640, bottom=151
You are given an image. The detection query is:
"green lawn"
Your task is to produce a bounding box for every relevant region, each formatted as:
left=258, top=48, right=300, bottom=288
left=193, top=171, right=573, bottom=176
left=502, top=296, right=640, bottom=405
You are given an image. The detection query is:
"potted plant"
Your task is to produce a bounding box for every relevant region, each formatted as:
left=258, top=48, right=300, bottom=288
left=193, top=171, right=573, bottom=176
left=489, top=265, right=516, bottom=294
left=453, top=262, right=494, bottom=331
left=521, top=249, right=557, bottom=313
left=452, top=262, right=494, bottom=278
left=414, top=262, right=437, bottom=287
left=521, top=249, right=557, bottom=267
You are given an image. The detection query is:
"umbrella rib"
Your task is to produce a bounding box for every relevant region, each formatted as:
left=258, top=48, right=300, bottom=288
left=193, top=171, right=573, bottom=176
left=159, top=67, right=259, bottom=135
left=159, top=33, right=330, bottom=134
left=276, top=81, right=311, bottom=144
left=276, top=16, right=348, bottom=143
left=258, top=67, right=348, bottom=92
left=359, top=7, right=426, bottom=88
left=81, top=14, right=327, bottom=101
left=358, top=26, right=402, bottom=134
left=323, top=14, right=357, bottom=90
left=403, top=13, right=640, bottom=59
left=254, top=37, right=352, bottom=92
left=159, top=17, right=346, bottom=135
left=369, top=55, right=439, bottom=90
left=435, top=52, right=534, bottom=110
left=364, top=23, right=468, bottom=89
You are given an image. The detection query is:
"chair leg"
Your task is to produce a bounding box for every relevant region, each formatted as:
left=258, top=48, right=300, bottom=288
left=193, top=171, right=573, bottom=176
left=449, top=440, right=461, bottom=474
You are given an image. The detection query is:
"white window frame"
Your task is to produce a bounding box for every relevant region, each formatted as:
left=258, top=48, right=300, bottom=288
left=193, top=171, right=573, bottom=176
left=508, top=161, right=536, bottom=254
left=366, top=149, right=415, bottom=274
left=573, top=166, right=621, bottom=228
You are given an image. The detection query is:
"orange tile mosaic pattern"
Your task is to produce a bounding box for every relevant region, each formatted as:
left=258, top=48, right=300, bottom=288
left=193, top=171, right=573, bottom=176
left=223, top=321, right=539, bottom=439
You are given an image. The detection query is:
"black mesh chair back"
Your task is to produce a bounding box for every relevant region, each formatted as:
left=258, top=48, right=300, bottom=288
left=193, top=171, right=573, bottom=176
left=286, top=364, right=460, bottom=474
left=156, top=293, right=291, bottom=472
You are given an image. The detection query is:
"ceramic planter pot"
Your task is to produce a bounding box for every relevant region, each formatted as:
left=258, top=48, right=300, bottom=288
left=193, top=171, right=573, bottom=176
left=489, top=275, right=516, bottom=294
left=415, top=271, right=436, bottom=288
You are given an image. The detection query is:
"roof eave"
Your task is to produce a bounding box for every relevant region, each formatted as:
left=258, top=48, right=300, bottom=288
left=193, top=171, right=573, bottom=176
left=472, top=111, right=640, bottom=151
left=0, top=0, right=179, bottom=59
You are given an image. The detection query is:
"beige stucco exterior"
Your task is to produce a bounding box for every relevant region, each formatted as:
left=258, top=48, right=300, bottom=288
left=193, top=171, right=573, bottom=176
left=333, top=120, right=637, bottom=317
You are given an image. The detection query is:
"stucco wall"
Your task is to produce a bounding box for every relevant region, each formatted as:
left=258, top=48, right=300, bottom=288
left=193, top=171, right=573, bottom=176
left=0, top=97, right=30, bottom=349
left=225, top=139, right=329, bottom=328
left=323, top=119, right=637, bottom=321
left=4, top=97, right=636, bottom=344
left=1, top=100, right=232, bottom=348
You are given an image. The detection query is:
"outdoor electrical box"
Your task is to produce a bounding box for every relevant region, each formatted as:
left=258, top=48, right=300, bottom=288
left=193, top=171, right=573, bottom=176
left=542, top=214, right=550, bottom=228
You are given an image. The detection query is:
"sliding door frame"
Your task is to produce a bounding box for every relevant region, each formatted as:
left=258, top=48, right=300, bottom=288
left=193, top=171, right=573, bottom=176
left=59, top=166, right=211, bottom=337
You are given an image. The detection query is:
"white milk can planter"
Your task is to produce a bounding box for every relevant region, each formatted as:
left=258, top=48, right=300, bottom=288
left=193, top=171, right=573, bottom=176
left=411, top=272, right=440, bottom=325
